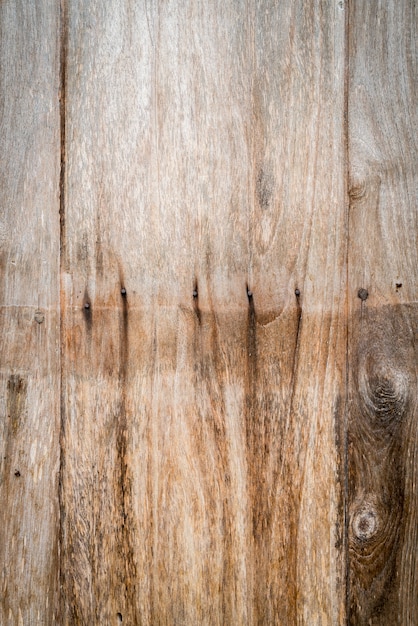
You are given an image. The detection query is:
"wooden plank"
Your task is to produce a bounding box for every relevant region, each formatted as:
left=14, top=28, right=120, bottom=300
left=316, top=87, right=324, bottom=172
left=250, top=2, right=347, bottom=623
left=0, top=1, right=61, bottom=624
left=61, top=0, right=347, bottom=624
left=61, top=2, right=252, bottom=622
left=60, top=2, right=155, bottom=623
left=347, top=1, right=418, bottom=623
left=62, top=0, right=346, bottom=625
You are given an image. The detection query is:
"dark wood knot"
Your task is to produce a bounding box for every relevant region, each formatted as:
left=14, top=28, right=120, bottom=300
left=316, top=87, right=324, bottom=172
left=361, top=359, right=409, bottom=425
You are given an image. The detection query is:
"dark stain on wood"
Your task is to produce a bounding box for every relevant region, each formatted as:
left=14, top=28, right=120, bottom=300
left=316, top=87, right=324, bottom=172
left=333, top=393, right=346, bottom=552
left=256, top=166, right=274, bottom=211
left=94, top=214, right=104, bottom=277
left=348, top=304, right=416, bottom=624
left=116, top=272, right=138, bottom=622
left=190, top=288, right=238, bottom=623
left=334, top=390, right=349, bottom=625
left=245, top=284, right=261, bottom=538
left=59, top=0, right=68, bottom=271
left=244, top=286, right=271, bottom=623
left=7, top=375, right=27, bottom=434
left=357, top=288, right=368, bottom=302
left=82, top=288, right=92, bottom=333
left=193, top=279, right=201, bottom=325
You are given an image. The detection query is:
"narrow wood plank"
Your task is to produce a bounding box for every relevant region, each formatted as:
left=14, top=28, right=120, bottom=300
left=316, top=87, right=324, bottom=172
left=250, top=1, right=347, bottom=622
left=60, top=2, right=155, bottom=623
left=348, top=1, right=418, bottom=623
left=0, top=1, right=61, bottom=623
left=143, top=3, right=252, bottom=623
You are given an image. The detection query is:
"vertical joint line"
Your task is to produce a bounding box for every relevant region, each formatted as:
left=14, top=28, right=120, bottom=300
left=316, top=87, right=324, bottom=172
left=343, top=0, right=351, bottom=622
left=247, top=0, right=255, bottom=289
left=59, top=0, right=67, bottom=257
left=58, top=0, right=68, bottom=610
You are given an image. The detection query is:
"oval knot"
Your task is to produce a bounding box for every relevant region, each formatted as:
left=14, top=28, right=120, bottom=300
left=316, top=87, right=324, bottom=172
left=352, top=506, right=378, bottom=542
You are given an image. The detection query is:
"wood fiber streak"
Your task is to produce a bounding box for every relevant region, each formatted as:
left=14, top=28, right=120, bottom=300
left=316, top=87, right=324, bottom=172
left=348, top=1, right=418, bottom=622
left=0, top=1, right=61, bottom=623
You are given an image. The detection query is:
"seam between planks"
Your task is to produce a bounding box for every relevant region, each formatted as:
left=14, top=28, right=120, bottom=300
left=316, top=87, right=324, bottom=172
left=58, top=0, right=68, bottom=621
left=343, top=0, right=350, bottom=623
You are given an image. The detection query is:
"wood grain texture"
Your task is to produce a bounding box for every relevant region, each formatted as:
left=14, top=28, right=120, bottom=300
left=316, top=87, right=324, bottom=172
left=2, top=0, right=417, bottom=623
left=348, top=1, right=418, bottom=623
left=61, top=1, right=347, bottom=624
left=0, top=1, right=61, bottom=623
left=249, top=1, right=347, bottom=623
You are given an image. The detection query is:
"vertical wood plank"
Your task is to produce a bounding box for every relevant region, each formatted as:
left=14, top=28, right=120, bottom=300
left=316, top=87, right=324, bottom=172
left=61, top=1, right=349, bottom=624
left=348, top=1, right=418, bottom=623
left=61, top=1, right=155, bottom=623
left=61, top=1, right=254, bottom=622
left=0, top=1, right=61, bottom=623
left=146, top=2, right=252, bottom=623
left=250, top=1, right=347, bottom=622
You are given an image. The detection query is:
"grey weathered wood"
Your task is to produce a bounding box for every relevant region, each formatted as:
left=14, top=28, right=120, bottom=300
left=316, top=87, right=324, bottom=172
left=348, top=1, right=418, bottom=623
left=0, top=1, right=61, bottom=623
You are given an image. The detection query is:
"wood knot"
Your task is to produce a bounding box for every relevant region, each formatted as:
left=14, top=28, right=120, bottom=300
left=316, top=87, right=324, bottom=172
left=352, top=506, right=378, bottom=542
left=34, top=310, right=45, bottom=324
left=349, top=179, right=367, bottom=200
left=361, top=359, right=409, bottom=424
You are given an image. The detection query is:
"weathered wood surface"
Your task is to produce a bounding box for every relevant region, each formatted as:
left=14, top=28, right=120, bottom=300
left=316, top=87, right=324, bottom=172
left=1, top=0, right=417, bottom=624
left=347, top=1, right=418, bottom=623
left=0, top=1, right=61, bottom=624
left=60, top=1, right=347, bottom=624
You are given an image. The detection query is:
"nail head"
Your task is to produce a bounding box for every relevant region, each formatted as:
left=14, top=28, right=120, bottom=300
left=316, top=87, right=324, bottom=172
left=295, top=289, right=300, bottom=297
left=84, top=302, right=90, bottom=309
left=358, top=288, right=368, bottom=301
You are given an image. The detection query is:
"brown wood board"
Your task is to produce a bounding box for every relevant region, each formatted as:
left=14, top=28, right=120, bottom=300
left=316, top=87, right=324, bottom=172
left=347, top=1, right=418, bottom=623
left=59, top=1, right=347, bottom=623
